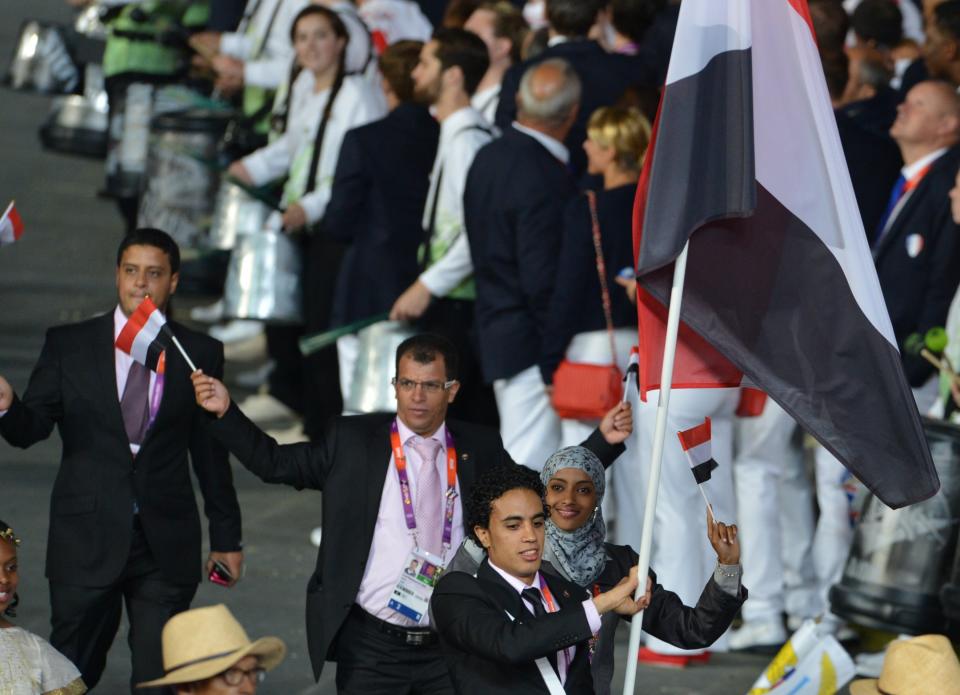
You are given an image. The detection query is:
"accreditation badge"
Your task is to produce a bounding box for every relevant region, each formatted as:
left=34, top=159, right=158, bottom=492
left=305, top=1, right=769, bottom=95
left=387, top=548, right=445, bottom=624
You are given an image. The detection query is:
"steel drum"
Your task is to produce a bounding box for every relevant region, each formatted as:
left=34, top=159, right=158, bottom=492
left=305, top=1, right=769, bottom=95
left=223, top=223, right=304, bottom=323
left=830, top=417, right=960, bottom=636
left=207, top=180, right=273, bottom=250
left=6, top=20, right=79, bottom=94
left=137, top=108, right=231, bottom=248
left=39, top=64, right=108, bottom=157
left=346, top=321, right=418, bottom=413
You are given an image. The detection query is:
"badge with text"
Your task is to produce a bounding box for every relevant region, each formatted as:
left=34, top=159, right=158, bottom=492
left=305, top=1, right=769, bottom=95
left=388, top=548, right=444, bottom=624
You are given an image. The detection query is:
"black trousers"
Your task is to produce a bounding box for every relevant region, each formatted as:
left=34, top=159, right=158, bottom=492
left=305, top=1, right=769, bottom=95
left=333, top=610, right=455, bottom=695
left=418, top=298, right=499, bottom=427
left=49, top=521, right=197, bottom=694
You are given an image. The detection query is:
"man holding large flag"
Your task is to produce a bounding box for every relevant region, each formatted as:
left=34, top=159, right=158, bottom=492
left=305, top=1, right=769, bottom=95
left=0, top=228, right=243, bottom=693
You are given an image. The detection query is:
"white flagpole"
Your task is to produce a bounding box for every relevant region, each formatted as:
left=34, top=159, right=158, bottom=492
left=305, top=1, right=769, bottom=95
left=622, top=240, right=690, bottom=694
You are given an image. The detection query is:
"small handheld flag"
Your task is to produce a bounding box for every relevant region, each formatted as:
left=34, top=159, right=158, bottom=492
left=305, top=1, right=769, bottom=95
left=0, top=201, right=24, bottom=246
left=116, top=297, right=196, bottom=373
left=677, top=417, right=718, bottom=516
left=621, top=346, right=640, bottom=403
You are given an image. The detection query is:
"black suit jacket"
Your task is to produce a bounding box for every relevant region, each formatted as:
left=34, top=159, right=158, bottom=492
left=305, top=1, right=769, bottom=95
left=322, top=103, right=440, bottom=326
left=432, top=559, right=595, bottom=695
left=466, top=128, right=577, bottom=382
left=495, top=40, right=655, bottom=177
left=0, top=312, right=241, bottom=586
left=207, top=406, right=623, bottom=680
left=874, top=145, right=960, bottom=385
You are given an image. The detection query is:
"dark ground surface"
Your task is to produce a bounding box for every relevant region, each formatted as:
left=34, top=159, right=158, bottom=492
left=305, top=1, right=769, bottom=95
left=0, top=2, right=861, bottom=693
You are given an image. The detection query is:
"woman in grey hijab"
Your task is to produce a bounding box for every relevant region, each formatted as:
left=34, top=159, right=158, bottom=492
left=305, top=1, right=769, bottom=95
left=541, top=446, right=746, bottom=695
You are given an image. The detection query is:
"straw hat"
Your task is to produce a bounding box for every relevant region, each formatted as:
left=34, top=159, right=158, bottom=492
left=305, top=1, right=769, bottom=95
left=137, top=604, right=286, bottom=688
left=850, top=634, right=960, bottom=695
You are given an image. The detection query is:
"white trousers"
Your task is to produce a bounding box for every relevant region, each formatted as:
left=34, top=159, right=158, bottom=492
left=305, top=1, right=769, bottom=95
left=557, top=328, right=638, bottom=537
left=813, top=445, right=856, bottom=612
left=337, top=334, right=360, bottom=412
left=494, top=364, right=561, bottom=471
left=628, top=388, right=739, bottom=655
left=733, top=400, right=818, bottom=623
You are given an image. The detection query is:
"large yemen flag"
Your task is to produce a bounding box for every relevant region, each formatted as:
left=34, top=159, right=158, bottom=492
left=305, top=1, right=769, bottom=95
left=633, top=0, right=939, bottom=507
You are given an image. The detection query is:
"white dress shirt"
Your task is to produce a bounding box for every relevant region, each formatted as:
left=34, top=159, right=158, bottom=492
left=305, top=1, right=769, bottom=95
left=419, top=106, right=494, bottom=299
left=487, top=560, right=602, bottom=685
left=220, top=0, right=307, bottom=89
left=355, top=418, right=464, bottom=626
left=243, top=71, right=386, bottom=224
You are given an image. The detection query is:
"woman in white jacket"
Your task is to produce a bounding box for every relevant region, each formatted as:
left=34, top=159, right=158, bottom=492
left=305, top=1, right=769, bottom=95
left=229, top=4, right=386, bottom=437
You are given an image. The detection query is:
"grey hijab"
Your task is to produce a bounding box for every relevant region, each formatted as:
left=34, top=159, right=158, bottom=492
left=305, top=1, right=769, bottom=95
left=541, top=446, right=607, bottom=586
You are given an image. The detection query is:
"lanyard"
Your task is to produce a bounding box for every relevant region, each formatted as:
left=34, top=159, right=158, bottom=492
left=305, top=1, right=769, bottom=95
left=390, top=420, right=458, bottom=551
left=536, top=578, right=572, bottom=677
left=903, top=163, right=933, bottom=195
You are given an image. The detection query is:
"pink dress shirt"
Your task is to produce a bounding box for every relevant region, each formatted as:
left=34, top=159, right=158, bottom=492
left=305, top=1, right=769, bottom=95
left=355, top=417, right=464, bottom=626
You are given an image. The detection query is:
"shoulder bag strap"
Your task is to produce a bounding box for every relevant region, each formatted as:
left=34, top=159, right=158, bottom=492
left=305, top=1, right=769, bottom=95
left=586, top=190, right=617, bottom=366
left=502, top=609, right=567, bottom=695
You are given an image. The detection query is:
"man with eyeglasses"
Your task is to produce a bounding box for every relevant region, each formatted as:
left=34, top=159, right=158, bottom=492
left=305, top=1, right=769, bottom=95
left=191, top=333, right=633, bottom=694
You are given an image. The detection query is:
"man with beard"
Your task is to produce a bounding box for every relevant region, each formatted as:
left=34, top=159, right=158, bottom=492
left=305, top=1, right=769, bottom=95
left=390, top=28, right=499, bottom=425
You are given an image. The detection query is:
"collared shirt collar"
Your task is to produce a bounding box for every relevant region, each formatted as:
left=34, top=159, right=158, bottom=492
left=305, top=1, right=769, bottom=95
left=113, top=305, right=127, bottom=339
left=511, top=122, right=570, bottom=165
left=901, top=147, right=947, bottom=180
left=547, top=35, right=570, bottom=47
left=488, top=558, right=544, bottom=591
left=395, top=415, right=447, bottom=449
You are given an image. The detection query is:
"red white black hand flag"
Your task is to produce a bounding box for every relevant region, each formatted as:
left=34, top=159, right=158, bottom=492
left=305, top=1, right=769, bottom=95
left=677, top=417, right=718, bottom=485
left=0, top=201, right=24, bottom=247
left=115, top=297, right=195, bottom=373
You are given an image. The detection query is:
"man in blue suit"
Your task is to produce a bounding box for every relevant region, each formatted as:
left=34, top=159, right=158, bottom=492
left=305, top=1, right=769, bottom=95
left=465, top=58, right=580, bottom=469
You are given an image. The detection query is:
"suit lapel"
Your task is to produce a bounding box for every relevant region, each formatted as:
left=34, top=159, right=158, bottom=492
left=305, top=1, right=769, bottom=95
left=94, top=312, right=128, bottom=438
left=476, top=559, right=528, bottom=619
left=363, top=418, right=395, bottom=541
left=875, top=183, right=927, bottom=260
left=139, top=323, right=187, bottom=448
left=448, top=421, right=476, bottom=505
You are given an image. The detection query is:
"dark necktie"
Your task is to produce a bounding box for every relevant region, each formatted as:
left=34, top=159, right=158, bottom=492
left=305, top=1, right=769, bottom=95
left=873, top=174, right=907, bottom=247
left=121, top=361, right=151, bottom=449
left=521, top=587, right=546, bottom=618
left=521, top=586, right=559, bottom=674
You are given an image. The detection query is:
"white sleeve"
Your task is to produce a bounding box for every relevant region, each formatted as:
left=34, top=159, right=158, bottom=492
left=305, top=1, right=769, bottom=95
left=242, top=135, right=294, bottom=186
left=219, top=32, right=252, bottom=59
left=243, top=57, right=290, bottom=89
left=420, top=233, right=473, bottom=296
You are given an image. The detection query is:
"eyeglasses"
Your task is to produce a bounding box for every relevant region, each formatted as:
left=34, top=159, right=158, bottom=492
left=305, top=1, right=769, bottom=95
left=220, top=666, right=266, bottom=686
left=391, top=377, right=457, bottom=394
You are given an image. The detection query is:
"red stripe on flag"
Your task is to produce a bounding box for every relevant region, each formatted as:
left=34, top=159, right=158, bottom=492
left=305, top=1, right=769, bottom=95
left=115, top=296, right=159, bottom=354
left=8, top=206, right=23, bottom=240
left=677, top=417, right=711, bottom=451
left=786, top=0, right=815, bottom=39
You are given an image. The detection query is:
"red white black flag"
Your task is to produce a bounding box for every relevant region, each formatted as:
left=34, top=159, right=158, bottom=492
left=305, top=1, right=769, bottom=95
left=0, top=202, right=24, bottom=246
left=115, top=297, right=173, bottom=374
left=633, top=0, right=938, bottom=508
left=677, top=418, right=718, bottom=485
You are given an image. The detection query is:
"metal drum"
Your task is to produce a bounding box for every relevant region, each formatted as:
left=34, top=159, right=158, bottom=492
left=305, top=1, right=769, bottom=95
left=223, top=227, right=304, bottom=323
left=830, top=417, right=960, bottom=636
left=39, top=64, right=108, bottom=157
left=137, top=108, right=231, bottom=248
left=6, top=20, right=79, bottom=94
left=207, top=180, right=272, bottom=250
left=346, top=321, right=418, bottom=413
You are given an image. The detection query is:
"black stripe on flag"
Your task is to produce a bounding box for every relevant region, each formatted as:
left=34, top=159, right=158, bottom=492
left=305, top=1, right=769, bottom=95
left=691, top=459, right=718, bottom=485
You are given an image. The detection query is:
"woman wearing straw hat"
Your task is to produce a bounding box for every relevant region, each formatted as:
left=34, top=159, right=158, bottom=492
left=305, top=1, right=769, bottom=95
left=137, top=605, right=286, bottom=694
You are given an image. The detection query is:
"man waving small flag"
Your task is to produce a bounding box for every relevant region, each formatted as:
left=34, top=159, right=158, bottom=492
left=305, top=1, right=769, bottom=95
left=0, top=201, right=24, bottom=247
left=116, top=296, right=196, bottom=373
left=678, top=417, right=718, bottom=513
